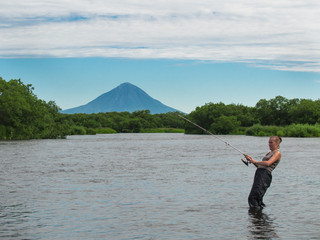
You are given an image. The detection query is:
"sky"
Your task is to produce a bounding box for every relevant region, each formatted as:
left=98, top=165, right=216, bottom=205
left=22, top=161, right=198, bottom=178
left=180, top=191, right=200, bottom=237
left=1, top=0, right=320, bottom=113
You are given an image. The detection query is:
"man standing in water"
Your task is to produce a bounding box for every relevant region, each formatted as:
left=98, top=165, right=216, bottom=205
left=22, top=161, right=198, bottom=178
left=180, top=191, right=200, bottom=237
left=245, top=136, right=282, bottom=211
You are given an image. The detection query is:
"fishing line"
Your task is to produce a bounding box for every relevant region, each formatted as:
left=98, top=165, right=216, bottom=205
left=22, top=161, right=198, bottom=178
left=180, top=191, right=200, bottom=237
left=177, top=114, right=252, bottom=166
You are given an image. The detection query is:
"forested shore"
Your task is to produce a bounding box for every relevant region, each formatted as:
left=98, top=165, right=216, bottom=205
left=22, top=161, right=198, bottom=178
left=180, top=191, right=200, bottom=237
left=1, top=77, right=320, bottom=140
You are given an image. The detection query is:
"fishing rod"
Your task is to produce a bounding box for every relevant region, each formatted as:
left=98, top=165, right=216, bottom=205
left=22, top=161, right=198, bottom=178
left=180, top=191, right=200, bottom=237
left=177, top=114, right=253, bottom=166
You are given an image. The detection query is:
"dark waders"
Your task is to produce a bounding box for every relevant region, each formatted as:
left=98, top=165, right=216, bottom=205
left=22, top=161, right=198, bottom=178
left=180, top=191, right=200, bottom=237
left=248, top=168, right=272, bottom=211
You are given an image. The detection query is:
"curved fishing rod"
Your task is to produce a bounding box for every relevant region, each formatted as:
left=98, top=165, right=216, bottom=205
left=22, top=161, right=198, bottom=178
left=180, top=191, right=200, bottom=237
left=177, top=114, right=254, bottom=166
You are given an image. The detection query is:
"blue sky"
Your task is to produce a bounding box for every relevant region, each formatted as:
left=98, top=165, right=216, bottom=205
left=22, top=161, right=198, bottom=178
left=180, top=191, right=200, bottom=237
left=1, top=0, right=320, bottom=113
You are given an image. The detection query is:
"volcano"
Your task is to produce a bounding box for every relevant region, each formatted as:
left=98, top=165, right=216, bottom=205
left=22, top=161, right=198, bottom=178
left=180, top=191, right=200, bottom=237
left=61, top=82, right=180, bottom=114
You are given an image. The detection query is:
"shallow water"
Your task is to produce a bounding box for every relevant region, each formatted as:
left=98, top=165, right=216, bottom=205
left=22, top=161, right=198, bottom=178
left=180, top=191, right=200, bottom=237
left=1, top=134, right=319, bottom=239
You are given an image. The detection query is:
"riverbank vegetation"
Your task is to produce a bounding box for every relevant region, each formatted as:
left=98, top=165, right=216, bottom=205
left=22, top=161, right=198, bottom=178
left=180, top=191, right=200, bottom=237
left=0, top=78, right=65, bottom=140
left=186, top=97, right=320, bottom=137
left=1, top=77, right=319, bottom=140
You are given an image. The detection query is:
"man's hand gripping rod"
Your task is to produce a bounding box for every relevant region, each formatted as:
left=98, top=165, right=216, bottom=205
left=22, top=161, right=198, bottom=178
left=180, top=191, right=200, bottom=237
left=177, top=114, right=254, bottom=166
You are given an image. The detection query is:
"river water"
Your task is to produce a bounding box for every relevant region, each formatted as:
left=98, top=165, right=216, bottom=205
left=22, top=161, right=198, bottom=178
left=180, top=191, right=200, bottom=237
left=0, top=134, right=319, bottom=239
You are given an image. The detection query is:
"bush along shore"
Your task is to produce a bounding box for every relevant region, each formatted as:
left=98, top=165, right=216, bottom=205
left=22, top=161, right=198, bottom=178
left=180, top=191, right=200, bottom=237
left=245, top=124, right=320, bottom=137
left=1, top=77, right=320, bottom=140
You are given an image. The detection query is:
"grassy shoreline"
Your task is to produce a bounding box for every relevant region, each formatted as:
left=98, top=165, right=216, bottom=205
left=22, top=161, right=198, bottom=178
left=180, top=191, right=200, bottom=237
left=245, top=123, right=320, bottom=137
left=71, top=127, right=185, bottom=135
left=73, top=124, right=320, bottom=137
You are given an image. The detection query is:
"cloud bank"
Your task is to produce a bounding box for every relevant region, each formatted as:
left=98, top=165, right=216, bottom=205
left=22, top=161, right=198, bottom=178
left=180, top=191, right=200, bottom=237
left=1, top=0, right=320, bottom=72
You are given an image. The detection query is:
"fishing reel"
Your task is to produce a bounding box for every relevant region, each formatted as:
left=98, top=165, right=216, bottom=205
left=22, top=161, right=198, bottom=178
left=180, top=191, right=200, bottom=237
left=242, top=158, right=258, bottom=167
left=241, top=158, right=249, bottom=166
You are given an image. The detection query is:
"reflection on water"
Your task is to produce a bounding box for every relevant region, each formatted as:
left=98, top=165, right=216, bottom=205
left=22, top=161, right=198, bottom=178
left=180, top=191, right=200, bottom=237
left=248, top=209, right=279, bottom=239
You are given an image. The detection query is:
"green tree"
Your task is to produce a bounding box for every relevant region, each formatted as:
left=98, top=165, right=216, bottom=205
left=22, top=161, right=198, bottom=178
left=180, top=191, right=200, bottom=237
left=0, top=77, right=64, bottom=139
left=186, top=102, right=256, bottom=134
left=289, top=99, right=320, bottom=124
left=255, top=96, right=300, bottom=125
left=155, top=112, right=185, bottom=129
left=120, top=118, right=142, bottom=133
left=210, top=115, right=241, bottom=134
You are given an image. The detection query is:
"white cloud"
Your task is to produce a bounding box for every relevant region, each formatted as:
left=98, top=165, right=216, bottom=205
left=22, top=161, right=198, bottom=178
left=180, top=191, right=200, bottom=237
left=1, top=0, right=320, bottom=72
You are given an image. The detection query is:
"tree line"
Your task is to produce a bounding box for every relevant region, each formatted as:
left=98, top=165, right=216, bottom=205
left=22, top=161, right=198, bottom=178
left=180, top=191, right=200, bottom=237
left=1, top=77, right=319, bottom=140
left=186, top=96, right=320, bottom=137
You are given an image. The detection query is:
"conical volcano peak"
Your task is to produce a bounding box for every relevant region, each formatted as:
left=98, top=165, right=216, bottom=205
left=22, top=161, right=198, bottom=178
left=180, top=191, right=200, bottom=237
left=62, top=82, right=180, bottom=114
left=114, top=82, right=147, bottom=93
left=117, top=82, right=135, bottom=89
left=120, top=82, right=134, bottom=87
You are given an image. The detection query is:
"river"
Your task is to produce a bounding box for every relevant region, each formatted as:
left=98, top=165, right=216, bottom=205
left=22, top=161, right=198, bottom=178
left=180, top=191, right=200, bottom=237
left=1, top=134, right=319, bottom=239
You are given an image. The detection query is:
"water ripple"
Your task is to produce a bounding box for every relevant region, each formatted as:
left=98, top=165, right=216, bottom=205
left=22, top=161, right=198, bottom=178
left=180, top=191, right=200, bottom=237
left=1, top=134, right=319, bottom=239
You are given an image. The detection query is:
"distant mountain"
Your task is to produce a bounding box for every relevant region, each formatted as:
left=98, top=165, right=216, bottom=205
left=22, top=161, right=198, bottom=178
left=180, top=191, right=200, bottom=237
left=61, top=82, right=180, bottom=114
